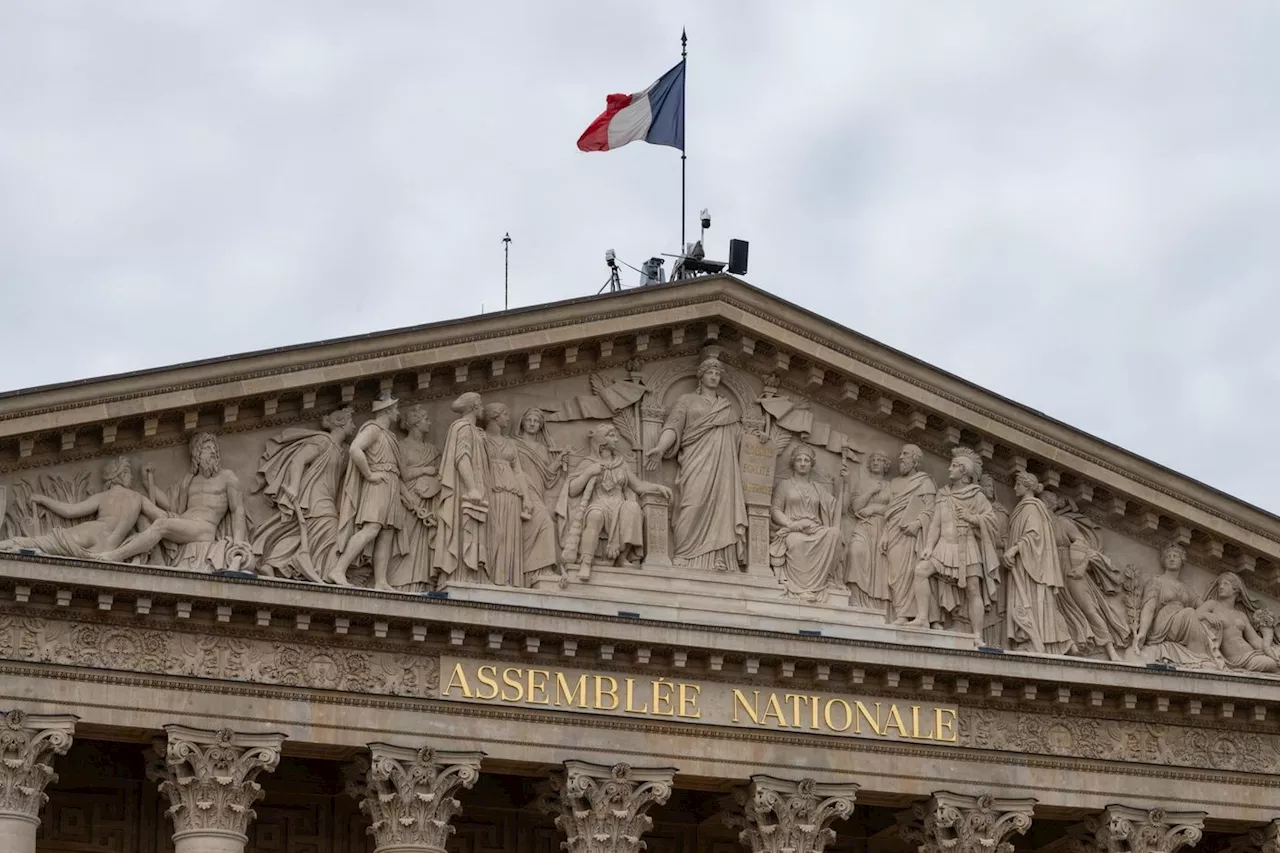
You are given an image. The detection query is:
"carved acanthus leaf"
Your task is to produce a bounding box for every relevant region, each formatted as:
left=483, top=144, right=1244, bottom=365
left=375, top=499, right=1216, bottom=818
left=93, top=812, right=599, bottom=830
left=898, top=792, right=1034, bottom=853
left=348, top=743, right=483, bottom=851
left=724, top=775, right=858, bottom=853
left=1080, top=805, right=1206, bottom=853
left=537, top=761, right=676, bottom=853
left=0, top=709, right=76, bottom=821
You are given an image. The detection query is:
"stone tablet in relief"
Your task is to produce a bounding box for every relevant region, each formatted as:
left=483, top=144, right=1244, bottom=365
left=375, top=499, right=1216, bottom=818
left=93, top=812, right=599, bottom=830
left=643, top=356, right=748, bottom=571
left=768, top=445, right=845, bottom=602
left=1002, top=471, right=1073, bottom=654
left=878, top=444, right=936, bottom=623
left=328, top=393, right=403, bottom=589
left=433, top=392, right=490, bottom=587
left=739, top=430, right=779, bottom=509
left=910, top=447, right=1000, bottom=638
left=844, top=451, right=892, bottom=614
left=558, top=423, right=670, bottom=580
left=0, top=457, right=152, bottom=559
left=480, top=402, right=557, bottom=587
left=388, top=404, right=442, bottom=592
left=251, top=406, right=355, bottom=584
left=1045, top=491, right=1130, bottom=661
left=97, top=432, right=252, bottom=572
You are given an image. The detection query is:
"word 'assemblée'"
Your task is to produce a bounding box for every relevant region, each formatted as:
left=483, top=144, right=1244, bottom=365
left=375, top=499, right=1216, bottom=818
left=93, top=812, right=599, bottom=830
left=439, top=658, right=958, bottom=743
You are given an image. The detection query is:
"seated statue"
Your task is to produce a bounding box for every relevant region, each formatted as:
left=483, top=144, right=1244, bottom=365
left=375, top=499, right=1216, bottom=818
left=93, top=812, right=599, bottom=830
left=1132, top=544, right=1216, bottom=667
left=1197, top=572, right=1278, bottom=673
left=97, top=432, right=252, bottom=572
left=0, top=457, right=159, bottom=559
left=558, top=424, right=670, bottom=581
left=769, top=445, right=845, bottom=602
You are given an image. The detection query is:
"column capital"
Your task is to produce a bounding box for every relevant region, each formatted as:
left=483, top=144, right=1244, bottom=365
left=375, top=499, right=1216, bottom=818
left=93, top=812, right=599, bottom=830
left=0, top=709, right=77, bottom=824
left=725, top=775, right=858, bottom=853
left=1088, top=805, right=1206, bottom=853
left=1227, top=821, right=1280, bottom=853
left=347, top=743, right=483, bottom=853
left=899, top=792, right=1035, bottom=853
left=537, top=760, right=676, bottom=853
left=146, top=724, right=285, bottom=846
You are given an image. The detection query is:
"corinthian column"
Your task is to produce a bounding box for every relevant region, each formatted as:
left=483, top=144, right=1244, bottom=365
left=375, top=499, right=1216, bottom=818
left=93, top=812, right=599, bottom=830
left=0, top=709, right=76, bottom=853
left=1223, top=821, right=1280, bottom=853
left=1075, top=806, right=1206, bottom=853
left=537, top=760, right=676, bottom=853
left=146, top=724, right=285, bottom=853
left=346, top=743, right=483, bottom=853
left=724, top=775, right=859, bottom=853
left=898, top=792, right=1035, bottom=853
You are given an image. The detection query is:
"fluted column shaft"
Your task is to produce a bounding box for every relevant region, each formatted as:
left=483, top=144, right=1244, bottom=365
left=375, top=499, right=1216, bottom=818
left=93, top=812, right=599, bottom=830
left=346, top=743, right=483, bottom=853
left=0, top=709, right=77, bottom=853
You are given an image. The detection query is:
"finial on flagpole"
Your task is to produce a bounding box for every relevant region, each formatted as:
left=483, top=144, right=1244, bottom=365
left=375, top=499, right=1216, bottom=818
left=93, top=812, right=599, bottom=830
left=681, top=28, right=687, bottom=58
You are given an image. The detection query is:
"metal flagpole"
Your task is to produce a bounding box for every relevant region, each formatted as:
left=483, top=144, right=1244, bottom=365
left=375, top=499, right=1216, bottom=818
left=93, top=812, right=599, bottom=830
left=502, top=232, right=511, bottom=310
left=680, top=28, right=687, bottom=256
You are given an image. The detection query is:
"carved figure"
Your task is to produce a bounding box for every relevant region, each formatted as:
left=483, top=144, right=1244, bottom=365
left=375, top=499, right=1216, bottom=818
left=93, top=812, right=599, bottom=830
left=980, top=474, right=1009, bottom=550
left=768, top=445, right=845, bottom=602
left=1001, top=471, right=1073, bottom=654
left=878, top=444, right=936, bottom=623
left=0, top=457, right=154, bottom=559
left=328, top=393, right=403, bottom=588
left=844, top=451, right=892, bottom=612
left=1132, top=544, right=1216, bottom=666
left=910, top=447, right=999, bottom=637
left=979, top=472, right=1010, bottom=646
left=644, top=356, right=747, bottom=571
left=1197, top=572, right=1278, bottom=672
left=559, top=423, right=670, bottom=579
left=251, top=407, right=355, bottom=583
left=388, top=404, right=441, bottom=592
left=511, top=408, right=561, bottom=577
left=1042, top=491, right=1130, bottom=661
left=433, top=392, right=490, bottom=587
left=481, top=402, right=556, bottom=587
left=97, top=433, right=251, bottom=572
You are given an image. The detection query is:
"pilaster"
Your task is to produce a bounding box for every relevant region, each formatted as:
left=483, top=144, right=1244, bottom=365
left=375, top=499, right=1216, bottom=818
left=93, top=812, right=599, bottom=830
left=898, top=792, right=1035, bottom=853
left=146, top=724, right=285, bottom=853
left=1070, top=806, right=1207, bottom=853
left=724, top=775, right=858, bottom=853
left=346, top=743, right=483, bottom=853
left=537, top=760, right=676, bottom=853
left=0, top=709, right=76, bottom=853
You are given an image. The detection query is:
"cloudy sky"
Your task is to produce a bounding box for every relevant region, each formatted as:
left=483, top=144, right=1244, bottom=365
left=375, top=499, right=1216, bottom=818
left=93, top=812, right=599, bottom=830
left=2, top=2, right=1278, bottom=509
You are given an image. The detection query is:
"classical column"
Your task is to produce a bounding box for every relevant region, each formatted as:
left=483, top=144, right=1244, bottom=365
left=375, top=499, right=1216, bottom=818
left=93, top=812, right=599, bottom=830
left=537, top=760, right=676, bottom=853
left=639, top=492, right=673, bottom=569
left=346, top=743, right=483, bottom=853
left=146, top=724, right=285, bottom=853
left=0, top=709, right=77, bottom=853
left=1222, top=821, right=1280, bottom=853
left=1070, top=806, right=1206, bottom=853
left=898, top=792, right=1035, bottom=853
left=723, top=775, right=859, bottom=853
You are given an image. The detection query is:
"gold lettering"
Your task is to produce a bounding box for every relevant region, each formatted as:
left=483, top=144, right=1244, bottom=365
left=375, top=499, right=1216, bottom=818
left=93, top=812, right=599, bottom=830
left=732, top=689, right=761, bottom=724
left=678, top=683, right=702, bottom=719
left=761, top=693, right=789, bottom=727
left=935, top=708, right=958, bottom=743
left=624, top=678, right=649, bottom=713
left=854, top=701, right=884, bottom=735
left=824, top=698, right=853, bottom=732
left=808, top=694, right=821, bottom=730
left=526, top=669, right=550, bottom=705
left=443, top=663, right=473, bottom=698
left=555, top=672, right=588, bottom=708
left=651, top=679, right=675, bottom=716
left=475, top=665, right=499, bottom=700
left=911, top=705, right=933, bottom=740
left=500, top=667, right=524, bottom=702
left=594, top=675, right=619, bottom=711
left=784, top=693, right=805, bottom=724
left=884, top=704, right=908, bottom=737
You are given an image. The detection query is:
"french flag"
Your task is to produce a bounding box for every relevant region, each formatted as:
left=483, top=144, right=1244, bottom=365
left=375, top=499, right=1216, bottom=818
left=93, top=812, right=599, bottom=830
left=577, top=60, right=685, bottom=153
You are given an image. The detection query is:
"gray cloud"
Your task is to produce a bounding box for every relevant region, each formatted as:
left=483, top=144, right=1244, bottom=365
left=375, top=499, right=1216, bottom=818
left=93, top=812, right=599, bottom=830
left=1, top=1, right=1278, bottom=509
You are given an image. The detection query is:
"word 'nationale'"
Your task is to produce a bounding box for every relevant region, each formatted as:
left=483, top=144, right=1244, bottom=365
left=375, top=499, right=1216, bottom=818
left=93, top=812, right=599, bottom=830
left=441, top=661, right=958, bottom=742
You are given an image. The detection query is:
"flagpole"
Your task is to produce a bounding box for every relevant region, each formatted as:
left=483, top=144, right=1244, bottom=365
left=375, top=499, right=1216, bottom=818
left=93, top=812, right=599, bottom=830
left=680, top=28, right=687, bottom=256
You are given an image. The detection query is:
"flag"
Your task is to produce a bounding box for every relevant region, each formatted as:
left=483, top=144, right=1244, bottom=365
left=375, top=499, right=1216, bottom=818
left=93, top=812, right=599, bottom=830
left=577, top=60, right=685, bottom=153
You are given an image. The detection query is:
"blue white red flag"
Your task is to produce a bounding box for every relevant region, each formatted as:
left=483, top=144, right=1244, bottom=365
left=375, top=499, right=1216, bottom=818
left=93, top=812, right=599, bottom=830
left=577, top=60, right=685, bottom=152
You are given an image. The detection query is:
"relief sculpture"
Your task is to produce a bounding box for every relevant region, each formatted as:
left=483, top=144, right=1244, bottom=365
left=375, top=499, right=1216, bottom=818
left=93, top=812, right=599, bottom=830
left=1002, top=471, right=1073, bottom=654
left=880, top=445, right=937, bottom=624
left=843, top=452, right=892, bottom=613
left=768, top=445, right=845, bottom=602
left=389, top=404, right=441, bottom=592
left=329, top=393, right=403, bottom=589
left=433, top=392, right=490, bottom=587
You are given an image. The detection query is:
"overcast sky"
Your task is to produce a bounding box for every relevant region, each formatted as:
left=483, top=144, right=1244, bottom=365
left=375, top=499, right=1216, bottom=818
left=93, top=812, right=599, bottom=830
left=2, top=2, right=1278, bottom=510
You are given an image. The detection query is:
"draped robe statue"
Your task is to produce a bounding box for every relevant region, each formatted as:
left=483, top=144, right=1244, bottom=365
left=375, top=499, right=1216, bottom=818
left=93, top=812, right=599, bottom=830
left=388, top=404, right=441, bottom=592
left=1002, top=472, right=1073, bottom=654
left=879, top=445, right=936, bottom=622
left=433, top=392, right=490, bottom=586
left=769, top=446, right=844, bottom=601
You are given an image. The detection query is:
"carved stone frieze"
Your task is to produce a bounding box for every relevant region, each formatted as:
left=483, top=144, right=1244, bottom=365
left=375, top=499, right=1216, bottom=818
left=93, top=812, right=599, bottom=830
left=0, top=709, right=76, bottom=825
left=346, top=743, right=482, bottom=853
left=145, top=724, right=284, bottom=849
left=1071, top=805, right=1206, bottom=853
left=723, top=775, right=857, bottom=853
left=0, top=615, right=439, bottom=698
left=536, top=760, right=676, bottom=853
left=897, top=792, right=1034, bottom=853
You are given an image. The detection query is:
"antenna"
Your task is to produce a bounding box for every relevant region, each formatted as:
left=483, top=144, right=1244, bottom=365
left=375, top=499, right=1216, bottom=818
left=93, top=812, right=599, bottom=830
left=502, top=232, right=512, bottom=310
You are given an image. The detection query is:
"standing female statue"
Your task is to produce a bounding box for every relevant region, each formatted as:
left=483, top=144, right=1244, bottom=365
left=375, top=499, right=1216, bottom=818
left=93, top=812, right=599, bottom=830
left=1197, top=572, right=1278, bottom=673
left=844, top=452, right=892, bottom=612
left=387, top=404, right=441, bottom=592
left=481, top=402, right=556, bottom=587
left=768, top=445, right=844, bottom=601
left=643, top=356, right=748, bottom=571
left=1001, top=471, right=1073, bottom=654
left=1132, top=544, right=1216, bottom=667
left=513, top=407, right=565, bottom=574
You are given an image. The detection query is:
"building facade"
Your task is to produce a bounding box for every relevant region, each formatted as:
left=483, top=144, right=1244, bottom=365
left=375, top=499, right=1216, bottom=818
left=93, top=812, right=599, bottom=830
left=1, top=276, right=1278, bottom=853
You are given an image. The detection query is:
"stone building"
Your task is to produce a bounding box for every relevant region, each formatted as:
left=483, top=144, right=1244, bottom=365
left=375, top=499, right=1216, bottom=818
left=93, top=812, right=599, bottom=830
left=1, top=275, right=1278, bottom=853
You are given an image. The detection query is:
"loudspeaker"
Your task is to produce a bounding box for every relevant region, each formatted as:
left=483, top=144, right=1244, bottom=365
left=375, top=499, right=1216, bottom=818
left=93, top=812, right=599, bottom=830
left=727, top=239, right=749, bottom=275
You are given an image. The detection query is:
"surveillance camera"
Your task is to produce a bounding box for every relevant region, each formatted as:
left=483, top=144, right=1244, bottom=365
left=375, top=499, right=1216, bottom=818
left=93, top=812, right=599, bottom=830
left=700, top=208, right=711, bottom=229
left=605, top=249, right=617, bottom=266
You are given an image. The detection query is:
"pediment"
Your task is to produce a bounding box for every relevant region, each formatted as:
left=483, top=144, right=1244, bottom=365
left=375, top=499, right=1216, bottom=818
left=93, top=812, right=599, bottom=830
left=0, top=275, right=1277, bottom=673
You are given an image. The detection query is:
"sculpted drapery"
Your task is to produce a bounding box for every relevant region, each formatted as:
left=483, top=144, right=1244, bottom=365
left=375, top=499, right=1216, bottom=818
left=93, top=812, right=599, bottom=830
left=1002, top=472, right=1073, bottom=654
left=879, top=445, right=936, bottom=623
left=845, top=452, right=892, bottom=612
left=769, top=446, right=844, bottom=601
left=388, top=404, right=442, bottom=592
left=433, top=392, right=491, bottom=586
